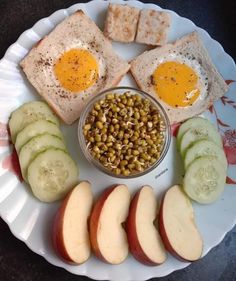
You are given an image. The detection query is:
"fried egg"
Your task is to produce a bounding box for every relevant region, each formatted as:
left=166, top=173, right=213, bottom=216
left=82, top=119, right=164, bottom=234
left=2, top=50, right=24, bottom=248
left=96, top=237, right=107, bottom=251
left=43, top=41, right=108, bottom=106
left=130, top=32, right=228, bottom=124
left=50, top=43, right=107, bottom=99
left=20, top=10, right=130, bottom=124
left=54, top=48, right=99, bottom=93
left=151, top=54, right=208, bottom=108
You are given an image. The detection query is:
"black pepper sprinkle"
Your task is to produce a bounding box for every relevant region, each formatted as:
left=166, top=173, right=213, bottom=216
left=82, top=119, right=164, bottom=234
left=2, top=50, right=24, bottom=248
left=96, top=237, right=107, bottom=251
left=150, top=75, right=155, bottom=85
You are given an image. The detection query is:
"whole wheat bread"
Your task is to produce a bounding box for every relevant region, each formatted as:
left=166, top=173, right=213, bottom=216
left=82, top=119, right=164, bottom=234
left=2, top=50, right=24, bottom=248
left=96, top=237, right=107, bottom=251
left=20, top=10, right=130, bottom=124
left=130, top=32, right=228, bottom=124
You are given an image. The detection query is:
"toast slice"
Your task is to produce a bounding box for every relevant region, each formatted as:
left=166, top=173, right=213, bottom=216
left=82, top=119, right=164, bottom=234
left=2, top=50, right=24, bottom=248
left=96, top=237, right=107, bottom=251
left=135, top=9, right=170, bottom=46
left=20, top=10, right=130, bottom=124
left=130, top=32, right=228, bottom=124
left=104, top=3, right=140, bottom=43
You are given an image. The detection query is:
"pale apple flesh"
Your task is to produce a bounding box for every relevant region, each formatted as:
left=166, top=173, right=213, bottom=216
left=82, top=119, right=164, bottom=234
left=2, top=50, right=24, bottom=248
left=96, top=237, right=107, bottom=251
left=53, top=181, right=93, bottom=264
left=127, top=185, right=166, bottom=265
left=159, top=185, right=203, bottom=261
left=89, top=184, right=130, bottom=264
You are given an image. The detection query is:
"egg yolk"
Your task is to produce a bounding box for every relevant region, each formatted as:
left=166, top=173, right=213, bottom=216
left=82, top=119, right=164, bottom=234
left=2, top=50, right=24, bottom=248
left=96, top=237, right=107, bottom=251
left=152, top=61, right=200, bottom=107
left=54, top=49, right=99, bottom=92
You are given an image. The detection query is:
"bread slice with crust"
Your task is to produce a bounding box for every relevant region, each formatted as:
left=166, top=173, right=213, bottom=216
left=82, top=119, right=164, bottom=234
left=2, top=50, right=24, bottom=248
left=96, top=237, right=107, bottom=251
left=20, top=10, right=130, bottom=125
left=135, top=9, right=170, bottom=46
left=104, top=4, right=140, bottom=43
left=130, top=32, right=228, bottom=124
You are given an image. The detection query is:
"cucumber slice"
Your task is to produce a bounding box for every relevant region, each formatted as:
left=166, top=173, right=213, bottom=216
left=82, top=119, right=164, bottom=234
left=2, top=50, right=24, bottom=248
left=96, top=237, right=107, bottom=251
left=15, top=120, right=63, bottom=153
left=184, top=140, right=227, bottom=170
left=9, top=101, right=59, bottom=143
left=19, top=134, right=66, bottom=181
left=177, top=117, right=209, bottom=143
left=177, top=117, right=220, bottom=149
left=183, top=156, right=226, bottom=204
left=27, top=148, right=78, bottom=203
left=179, top=123, right=222, bottom=157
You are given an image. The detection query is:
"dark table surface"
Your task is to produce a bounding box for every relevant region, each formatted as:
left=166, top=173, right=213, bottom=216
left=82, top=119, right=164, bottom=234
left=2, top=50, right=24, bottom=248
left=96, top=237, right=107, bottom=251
left=0, top=0, right=236, bottom=281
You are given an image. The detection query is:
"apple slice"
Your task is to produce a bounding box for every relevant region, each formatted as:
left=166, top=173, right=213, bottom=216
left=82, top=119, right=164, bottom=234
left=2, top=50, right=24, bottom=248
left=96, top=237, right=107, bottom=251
left=52, top=181, right=93, bottom=264
left=159, top=185, right=203, bottom=261
left=126, top=185, right=167, bottom=265
left=89, top=184, right=130, bottom=264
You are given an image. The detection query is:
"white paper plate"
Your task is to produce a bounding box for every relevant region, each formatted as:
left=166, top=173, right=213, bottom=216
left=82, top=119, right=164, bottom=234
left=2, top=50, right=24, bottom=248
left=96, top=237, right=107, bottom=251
left=0, top=1, right=236, bottom=280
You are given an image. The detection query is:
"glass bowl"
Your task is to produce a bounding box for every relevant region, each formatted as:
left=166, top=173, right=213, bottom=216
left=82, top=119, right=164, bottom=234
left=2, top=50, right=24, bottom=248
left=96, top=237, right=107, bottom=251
left=78, top=87, right=171, bottom=178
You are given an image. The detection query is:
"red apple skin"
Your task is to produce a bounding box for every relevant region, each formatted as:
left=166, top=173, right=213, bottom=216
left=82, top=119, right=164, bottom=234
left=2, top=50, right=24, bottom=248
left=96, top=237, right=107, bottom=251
left=52, top=188, right=77, bottom=264
left=158, top=196, right=192, bottom=262
left=89, top=185, right=118, bottom=263
left=126, top=190, right=162, bottom=266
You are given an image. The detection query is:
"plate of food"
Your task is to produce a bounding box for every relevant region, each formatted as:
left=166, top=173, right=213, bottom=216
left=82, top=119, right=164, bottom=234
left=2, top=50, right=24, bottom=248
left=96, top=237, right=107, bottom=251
left=0, top=0, right=236, bottom=280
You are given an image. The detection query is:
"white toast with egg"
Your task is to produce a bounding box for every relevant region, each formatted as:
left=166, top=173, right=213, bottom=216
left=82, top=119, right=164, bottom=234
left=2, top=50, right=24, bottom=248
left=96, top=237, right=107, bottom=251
left=20, top=10, right=130, bottom=124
